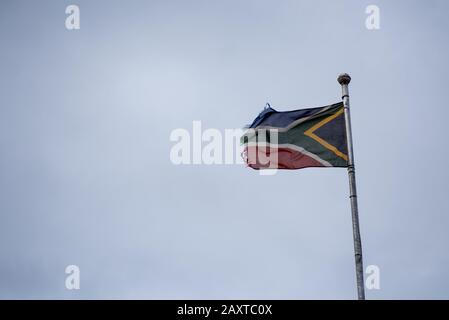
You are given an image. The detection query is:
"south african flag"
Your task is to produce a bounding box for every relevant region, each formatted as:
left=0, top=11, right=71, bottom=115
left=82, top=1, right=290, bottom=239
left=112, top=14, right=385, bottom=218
left=242, top=102, right=349, bottom=169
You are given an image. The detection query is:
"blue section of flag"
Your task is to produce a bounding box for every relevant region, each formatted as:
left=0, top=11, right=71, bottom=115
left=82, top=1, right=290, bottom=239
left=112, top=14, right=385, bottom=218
left=248, top=105, right=324, bottom=129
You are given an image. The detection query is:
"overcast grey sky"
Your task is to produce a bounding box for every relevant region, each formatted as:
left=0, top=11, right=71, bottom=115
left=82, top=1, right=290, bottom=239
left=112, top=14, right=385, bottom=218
left=1, top=0, right=449, bottom=299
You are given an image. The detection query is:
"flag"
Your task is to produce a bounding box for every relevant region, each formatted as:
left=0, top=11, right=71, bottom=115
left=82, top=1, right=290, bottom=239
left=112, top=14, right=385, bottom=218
left=241, top=102, right=348, bottom=169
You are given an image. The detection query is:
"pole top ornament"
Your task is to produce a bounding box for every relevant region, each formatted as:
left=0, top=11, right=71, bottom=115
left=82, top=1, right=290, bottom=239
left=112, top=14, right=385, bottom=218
left=337, top=73, right=351, bottom=85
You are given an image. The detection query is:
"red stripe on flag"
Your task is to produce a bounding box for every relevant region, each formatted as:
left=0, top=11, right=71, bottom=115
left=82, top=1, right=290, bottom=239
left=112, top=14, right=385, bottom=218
left=244, top=146, right=326, bottom=170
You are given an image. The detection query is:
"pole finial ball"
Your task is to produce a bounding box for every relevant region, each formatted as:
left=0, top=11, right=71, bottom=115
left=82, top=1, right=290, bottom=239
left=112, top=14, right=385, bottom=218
left=337, top=73, right=351, bottom=85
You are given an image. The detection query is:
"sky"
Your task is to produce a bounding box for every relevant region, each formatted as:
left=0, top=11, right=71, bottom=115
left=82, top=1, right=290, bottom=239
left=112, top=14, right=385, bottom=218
left=1, top=0, right=449, bottom=299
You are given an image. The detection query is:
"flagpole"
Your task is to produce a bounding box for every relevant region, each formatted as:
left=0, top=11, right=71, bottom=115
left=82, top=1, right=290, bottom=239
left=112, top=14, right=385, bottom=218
left=337, top=73, right=365, bottom=300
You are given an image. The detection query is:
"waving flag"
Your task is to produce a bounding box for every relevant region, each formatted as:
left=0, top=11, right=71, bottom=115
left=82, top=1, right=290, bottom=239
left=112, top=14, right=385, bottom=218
left=242, top=102, right=348, bottom=169
left=240, top=74, right=366, bottom=299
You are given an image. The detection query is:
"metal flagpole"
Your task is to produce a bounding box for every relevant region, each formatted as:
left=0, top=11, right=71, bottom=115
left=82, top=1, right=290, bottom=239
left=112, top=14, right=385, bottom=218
left=337, top=73, right=365, bottom=300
